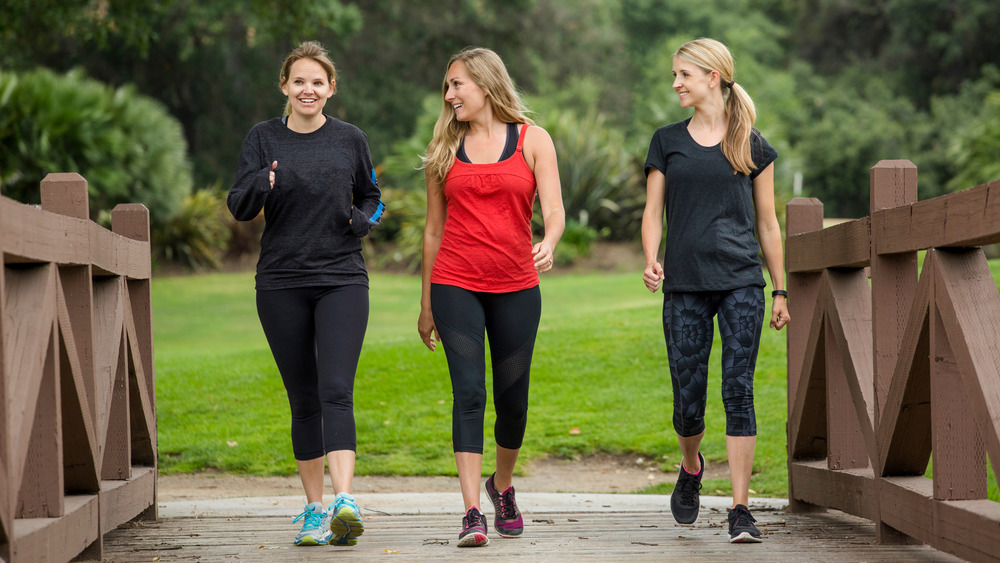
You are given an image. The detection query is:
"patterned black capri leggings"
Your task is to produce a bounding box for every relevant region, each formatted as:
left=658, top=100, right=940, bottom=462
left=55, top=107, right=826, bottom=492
left=662, top=286, right=764, bottom=438
left=431, top=283, right=541, bottom=454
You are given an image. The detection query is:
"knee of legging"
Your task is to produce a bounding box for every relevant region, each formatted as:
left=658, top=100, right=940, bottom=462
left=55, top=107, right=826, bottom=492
left=287, top=395, right=321, bottom=420
left=453, top=386, right=487, bottom=413
left=672, top=415, right=706, bottom=438
left=495, top=401, right=528, bottom=425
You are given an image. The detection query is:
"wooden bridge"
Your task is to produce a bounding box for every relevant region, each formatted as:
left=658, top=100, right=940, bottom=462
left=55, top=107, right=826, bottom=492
left=2, top=163, right=999, bottom=561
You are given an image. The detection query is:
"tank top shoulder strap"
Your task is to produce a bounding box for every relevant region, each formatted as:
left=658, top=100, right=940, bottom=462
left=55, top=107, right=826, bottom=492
left=515, top=123, right=530, bottom=152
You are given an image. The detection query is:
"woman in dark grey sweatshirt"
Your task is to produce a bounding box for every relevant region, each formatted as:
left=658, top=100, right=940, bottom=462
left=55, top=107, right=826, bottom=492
left=227, top=40, right=383, bottom=548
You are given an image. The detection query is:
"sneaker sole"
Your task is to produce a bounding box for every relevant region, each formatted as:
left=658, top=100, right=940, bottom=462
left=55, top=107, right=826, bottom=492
left=331, top=536, right=358, bottom=546
left=670, top=506, right=700, bottom=525
left=495, top=528, right=523, bottom=538
left=729, top=532, right=763, bottom=543
left=294, top=535, right=330, bottom=546
left=330, top=506, right=365, bottom=539
left=457, top=533, right=489, bottom=547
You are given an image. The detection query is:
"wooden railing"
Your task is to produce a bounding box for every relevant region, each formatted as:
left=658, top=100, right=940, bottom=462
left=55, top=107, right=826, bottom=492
left=785, top=160, right=1000, bottom=563
left=0, top=173, right=156, bottom=562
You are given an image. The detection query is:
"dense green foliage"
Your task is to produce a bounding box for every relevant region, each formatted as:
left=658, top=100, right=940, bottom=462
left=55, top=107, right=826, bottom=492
left=0, top=67, right=191, bottom=225
left=3, top=0, right=999, bottom=262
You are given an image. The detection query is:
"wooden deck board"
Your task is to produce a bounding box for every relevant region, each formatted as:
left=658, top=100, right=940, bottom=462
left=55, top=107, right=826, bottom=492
left=99, top=508, right=962, bottom=562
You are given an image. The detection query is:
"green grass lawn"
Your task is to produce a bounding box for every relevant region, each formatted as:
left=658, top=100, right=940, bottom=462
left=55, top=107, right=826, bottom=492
left=153, top=263, right=1000, bottom=500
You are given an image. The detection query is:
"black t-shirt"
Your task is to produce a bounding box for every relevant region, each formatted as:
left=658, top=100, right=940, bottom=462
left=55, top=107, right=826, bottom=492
left=644, top=118, right=778, bottom=292
left=227, top=116, right=383, bottom=290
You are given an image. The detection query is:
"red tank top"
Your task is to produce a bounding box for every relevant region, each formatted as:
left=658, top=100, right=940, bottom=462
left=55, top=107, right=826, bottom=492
left=430, top=124, right=538, bottom=292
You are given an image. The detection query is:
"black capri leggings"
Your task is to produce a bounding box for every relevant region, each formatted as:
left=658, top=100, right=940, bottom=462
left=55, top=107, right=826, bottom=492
left=256, top=284, right=368, bottom=460
left=662, top=286, right=764, bottom=438
left=431, top=283, right=541, bottom=453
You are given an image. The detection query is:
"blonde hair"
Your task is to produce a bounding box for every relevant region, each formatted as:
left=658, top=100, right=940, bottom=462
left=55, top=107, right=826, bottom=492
left=278, top=41, right=337, bottom=116
left=674, top=38, right=757, bottom=175
left=421, top=47, right=534, bottom=185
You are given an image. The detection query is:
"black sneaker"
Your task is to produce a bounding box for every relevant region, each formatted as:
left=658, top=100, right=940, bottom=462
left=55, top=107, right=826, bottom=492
left=485, top=473, right=523, bottom=537
left=728, top=504, right=763, bottom=543
left=670, top=452, right=704, bottom=524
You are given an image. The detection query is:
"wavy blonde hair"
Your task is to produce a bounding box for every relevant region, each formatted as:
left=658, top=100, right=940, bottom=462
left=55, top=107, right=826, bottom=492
left=278, top=41, right=337, bottom=117
left=674, top=38, right=757, bottom=175
left=421, top=47, right=533, bottom=185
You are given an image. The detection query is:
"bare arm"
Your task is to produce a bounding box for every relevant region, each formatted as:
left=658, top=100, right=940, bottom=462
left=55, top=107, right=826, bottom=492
left=641, top=169, right=666, bottom=293
left=418, top=169, right=447, bottom=350
left=752, top=163, right=789, bottom=330
left=524, top=126, right=565, bottom=271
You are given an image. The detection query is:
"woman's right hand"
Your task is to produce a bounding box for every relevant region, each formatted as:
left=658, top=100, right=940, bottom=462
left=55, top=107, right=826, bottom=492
left=643, top=261, right=665, bottom=293
left=268, top=161, right=277, bottom=189
left=418, top=308, right=438, bottom=351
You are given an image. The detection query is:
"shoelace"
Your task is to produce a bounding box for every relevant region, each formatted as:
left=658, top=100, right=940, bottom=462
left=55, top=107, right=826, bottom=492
left=293, top=507, right=324, bottom=530
left=498, top=488, right=518, bottom=519
left=463, top=509, right=482, bottom=531
left=677, top=475, right=703, bottom=504
left=731, top=506, right=757, bottom=527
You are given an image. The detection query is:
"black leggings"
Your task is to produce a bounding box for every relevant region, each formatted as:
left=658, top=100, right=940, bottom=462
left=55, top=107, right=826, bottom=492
left=662, top=286, right=764, bottom=438
left=431, top=283, right=541, bottom=453
left=256, top=285, right=368, bottom=459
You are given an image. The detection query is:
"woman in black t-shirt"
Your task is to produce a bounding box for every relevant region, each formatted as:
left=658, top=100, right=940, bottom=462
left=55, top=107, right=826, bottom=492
left=640, top=37, right=789, bottom=544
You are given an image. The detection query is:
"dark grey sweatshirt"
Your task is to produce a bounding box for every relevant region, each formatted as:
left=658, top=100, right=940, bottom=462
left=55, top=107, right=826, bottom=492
left=227, top=116, right=383, bottom=290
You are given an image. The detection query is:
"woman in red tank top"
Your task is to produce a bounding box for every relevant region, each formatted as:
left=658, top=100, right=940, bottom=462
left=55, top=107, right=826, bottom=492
left=418, top=47, right=565, bottom=548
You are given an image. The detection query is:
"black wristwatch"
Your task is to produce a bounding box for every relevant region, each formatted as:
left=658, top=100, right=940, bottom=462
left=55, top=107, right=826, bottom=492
left=772, top=290, right=787, bottom=298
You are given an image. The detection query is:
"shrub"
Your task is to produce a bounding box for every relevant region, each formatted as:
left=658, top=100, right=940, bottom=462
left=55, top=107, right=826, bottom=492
left=153, top=188, right=232, bottom=271
left=0, top=67, right=191, bottom=226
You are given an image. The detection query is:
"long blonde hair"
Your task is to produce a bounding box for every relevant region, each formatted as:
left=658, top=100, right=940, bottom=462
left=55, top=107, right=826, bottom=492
left=421, top=47, right=534, bottom=185
left=278, top=41, right=337, bottom=116
left=674, top=38, right=757, bottom=175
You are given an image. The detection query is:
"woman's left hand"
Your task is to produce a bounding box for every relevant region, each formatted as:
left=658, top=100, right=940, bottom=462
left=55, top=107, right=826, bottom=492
left=770, top=296, right=790, bottom=330
left=533, top=242, right=555, bottom=273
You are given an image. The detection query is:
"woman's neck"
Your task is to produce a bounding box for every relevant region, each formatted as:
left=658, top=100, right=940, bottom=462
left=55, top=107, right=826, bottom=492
left=286, top=112, right=326, bottom=134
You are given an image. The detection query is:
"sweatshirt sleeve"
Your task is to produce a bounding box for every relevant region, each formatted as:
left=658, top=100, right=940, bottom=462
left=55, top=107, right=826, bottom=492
left=227, top=127, right=272, bottom=221
left=350, top=132, right=385, bottom=238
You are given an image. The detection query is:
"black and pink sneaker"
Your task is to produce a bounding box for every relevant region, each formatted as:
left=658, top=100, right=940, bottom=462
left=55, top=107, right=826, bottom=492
left=485, top=473, right=524, bottom=538
left=457, top=506, right=489, bottom=547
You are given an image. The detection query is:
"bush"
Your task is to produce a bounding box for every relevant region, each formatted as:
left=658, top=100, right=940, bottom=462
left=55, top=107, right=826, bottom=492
left=535, top=109, right=645, bottom=241
left=0, top=67, right=191, bottom=226
left=153, top=188, right=232, bottom=271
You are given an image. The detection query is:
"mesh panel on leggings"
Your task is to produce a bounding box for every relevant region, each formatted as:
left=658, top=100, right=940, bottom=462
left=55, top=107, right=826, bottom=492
left=492, top=337, right=533, bottom=397
left=438, top=320, right=483, bottom=364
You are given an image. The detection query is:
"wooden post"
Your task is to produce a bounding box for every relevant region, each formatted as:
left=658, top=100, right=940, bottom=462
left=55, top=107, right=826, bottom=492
left=111, top=204, right=157, bottom=521
left=869, top=161, right=918, bottom=431
left=785, top=197, right=826, bottom=513
left=869, top=160, right=920, bottom=545
left=41, top=173, right=100, bottom=494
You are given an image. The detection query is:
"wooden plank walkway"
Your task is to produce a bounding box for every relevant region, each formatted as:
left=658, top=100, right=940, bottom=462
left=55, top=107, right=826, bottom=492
left=101, top=506, right=963, bottom=561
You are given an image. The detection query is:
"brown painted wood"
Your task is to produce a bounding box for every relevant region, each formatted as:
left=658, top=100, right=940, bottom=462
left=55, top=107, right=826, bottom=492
left=100, top=331, right=130, bottom=481
left=825, top=314, right=869, bottom=471
left=786, top=217, right=870, bottom=273
left=97, top=509, right=963, bottom=562
left=789, top=460, right=879, bottom=521
left=2, top=184, right=155, bottom=561
left=874, top=179, right=1000, bottom=254
left=877, top=256, right=932, bottom=476
left=0, top=198, right=149, bottom=279
left=932, top=249, right=1000, bottom=486
left=40, top=174, right=89, bottom=220
left=0, top=257, right=8, bottom=560
left=825, top=269, right=875, bottom=466
left=787, top=285, right=828, bottom=459
left=930, top=286, right=987, bottom=501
